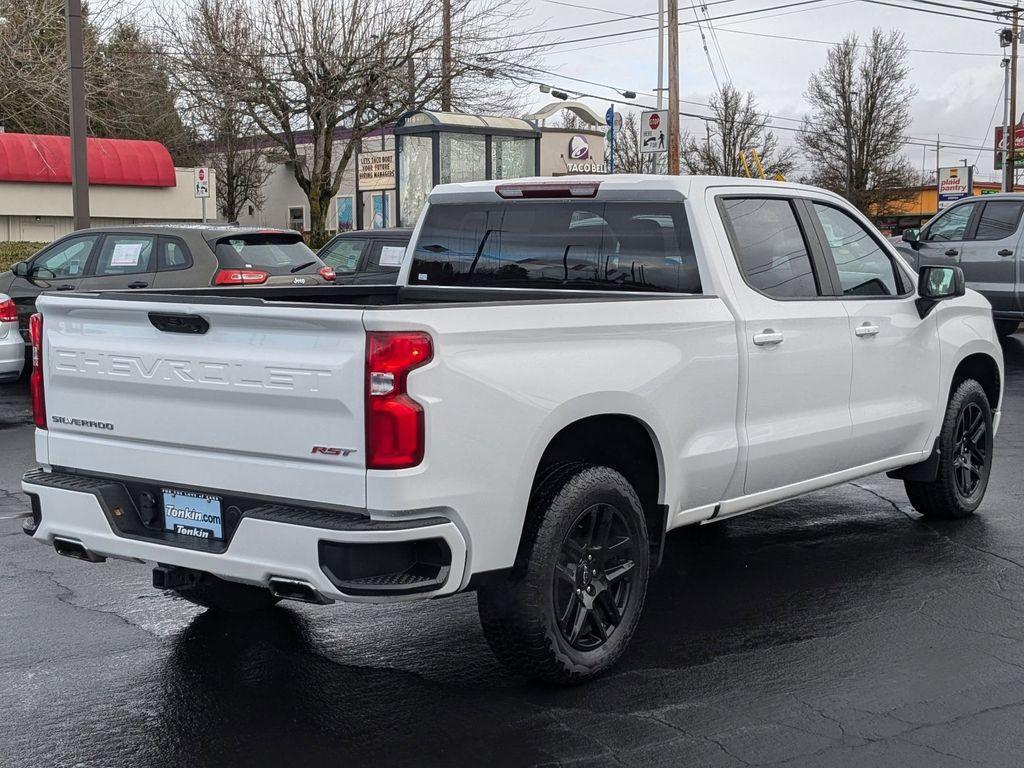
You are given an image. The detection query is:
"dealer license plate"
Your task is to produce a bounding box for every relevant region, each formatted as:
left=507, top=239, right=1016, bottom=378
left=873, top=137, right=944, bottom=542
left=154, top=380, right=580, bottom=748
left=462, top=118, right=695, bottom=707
left=162, top=488, right=224, bottom=540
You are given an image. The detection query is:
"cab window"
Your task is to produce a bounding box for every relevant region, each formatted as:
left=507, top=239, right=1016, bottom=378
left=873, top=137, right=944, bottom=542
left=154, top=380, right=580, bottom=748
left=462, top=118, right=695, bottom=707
left=922, top=203, right=977, bottom=242
left=811, top=203, right=903, bottom=297
left=972, top=200, right=1024, bottom=241
left=30, top=234, right=98, bottom=279
left=319, top=238, right=367, bottom=273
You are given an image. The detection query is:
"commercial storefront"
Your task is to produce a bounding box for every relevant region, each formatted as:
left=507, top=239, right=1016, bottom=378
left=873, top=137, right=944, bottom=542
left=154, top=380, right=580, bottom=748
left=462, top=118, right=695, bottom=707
left=875, top=181, right=1024, bottom=235
left=0, top=132, right=215, bottom=242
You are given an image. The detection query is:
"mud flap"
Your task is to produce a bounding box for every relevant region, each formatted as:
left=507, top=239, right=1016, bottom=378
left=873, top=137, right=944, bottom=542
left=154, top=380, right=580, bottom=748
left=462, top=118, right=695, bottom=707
left=886, top=438, right=941, bottom=483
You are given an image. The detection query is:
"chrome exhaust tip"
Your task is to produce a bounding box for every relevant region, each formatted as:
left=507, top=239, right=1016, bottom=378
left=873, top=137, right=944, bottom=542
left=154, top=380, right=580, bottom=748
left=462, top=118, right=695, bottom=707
left=268, top=576, right=332, bottom=605
left=53, top=536, right=106, bottom=563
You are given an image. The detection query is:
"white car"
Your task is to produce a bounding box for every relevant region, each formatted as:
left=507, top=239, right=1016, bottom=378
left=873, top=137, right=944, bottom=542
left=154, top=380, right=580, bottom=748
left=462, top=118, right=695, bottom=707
left=0, top=293, right=24, bottom=383
left=21, top=176, right=1003, bottom=684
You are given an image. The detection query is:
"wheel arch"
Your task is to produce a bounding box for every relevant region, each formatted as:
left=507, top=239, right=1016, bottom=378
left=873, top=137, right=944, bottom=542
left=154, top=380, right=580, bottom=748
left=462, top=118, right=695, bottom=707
left=951, top=352, right=1001, bottom=411
left=514, top=411, right=668, bottom=574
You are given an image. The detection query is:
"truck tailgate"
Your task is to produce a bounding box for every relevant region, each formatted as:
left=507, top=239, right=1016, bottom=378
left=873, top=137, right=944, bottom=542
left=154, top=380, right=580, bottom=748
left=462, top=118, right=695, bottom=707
left=37, top=295, right=367, bottom=509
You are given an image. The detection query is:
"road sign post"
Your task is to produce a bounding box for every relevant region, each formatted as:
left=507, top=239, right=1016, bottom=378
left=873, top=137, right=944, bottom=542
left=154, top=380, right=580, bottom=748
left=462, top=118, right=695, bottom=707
left=194, top=166, right=210, bottom=223
left=606, top=105, right=616, bottom=174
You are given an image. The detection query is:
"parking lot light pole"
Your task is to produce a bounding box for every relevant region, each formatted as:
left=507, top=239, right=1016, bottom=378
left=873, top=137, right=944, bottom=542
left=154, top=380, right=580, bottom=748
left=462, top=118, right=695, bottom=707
left=66, top=0, right=89, bottom=230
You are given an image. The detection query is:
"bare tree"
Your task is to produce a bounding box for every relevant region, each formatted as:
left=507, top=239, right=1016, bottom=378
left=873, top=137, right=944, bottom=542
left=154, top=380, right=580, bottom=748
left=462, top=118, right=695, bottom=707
left=0, top=0, right=195, bottom=162
left=798, top=29, right=917, bottom=214
left=195, top=100, right=274, bottom=222
left=682, top=85, right=796, bottom=179
left=165, top=0, right=532, bottom=245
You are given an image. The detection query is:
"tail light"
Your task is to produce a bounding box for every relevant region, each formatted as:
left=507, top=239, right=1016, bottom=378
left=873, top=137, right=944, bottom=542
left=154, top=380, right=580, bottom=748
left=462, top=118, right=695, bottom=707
left=213, top=269, right=269, bottom=286
left=29, top=313, right=45, bottom=430
left=365, top=331, right=432, bottom=469
left=0, top=298, right=16, bottom=322
left=319, top=266, right=336, bottom=282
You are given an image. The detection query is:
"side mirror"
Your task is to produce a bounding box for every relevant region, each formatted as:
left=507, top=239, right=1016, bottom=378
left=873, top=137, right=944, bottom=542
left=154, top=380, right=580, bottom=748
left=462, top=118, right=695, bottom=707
left=916, top=265, right=965, bottom=318
left=902, top=228, right=919, bottom=243
left=10, top=261, right=29, bottom=278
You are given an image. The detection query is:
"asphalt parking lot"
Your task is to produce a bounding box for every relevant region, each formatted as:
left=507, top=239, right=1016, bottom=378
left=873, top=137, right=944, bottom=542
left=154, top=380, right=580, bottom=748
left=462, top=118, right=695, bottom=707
left=3, top=340, right=1024, bottom=768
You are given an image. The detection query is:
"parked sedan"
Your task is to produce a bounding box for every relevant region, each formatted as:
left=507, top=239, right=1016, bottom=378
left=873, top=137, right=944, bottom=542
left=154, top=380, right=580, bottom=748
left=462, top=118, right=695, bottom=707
left=317, top=228, right=411, bottom=284
left=0, top=224, right=335, bottom=342
left=0, top=293, right=24, bottom=382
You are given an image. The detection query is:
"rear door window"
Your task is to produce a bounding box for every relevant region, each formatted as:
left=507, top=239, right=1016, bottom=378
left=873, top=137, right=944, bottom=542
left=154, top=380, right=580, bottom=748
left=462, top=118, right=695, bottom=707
left=972, top=200, right=1024, bottom=241
left=92, top=235, right=156, bottom=277
left=365, top=241, right=408, bottom=273
left=720, top=197, right=820, bottom=298
left=215, top=233, right=323, bottom=275
left=409, top=202, right=701, bottom=293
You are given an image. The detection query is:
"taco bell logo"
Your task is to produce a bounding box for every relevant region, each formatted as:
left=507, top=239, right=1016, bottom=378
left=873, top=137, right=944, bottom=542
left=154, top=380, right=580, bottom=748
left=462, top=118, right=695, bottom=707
left=568, top=135, right=590, bottom=160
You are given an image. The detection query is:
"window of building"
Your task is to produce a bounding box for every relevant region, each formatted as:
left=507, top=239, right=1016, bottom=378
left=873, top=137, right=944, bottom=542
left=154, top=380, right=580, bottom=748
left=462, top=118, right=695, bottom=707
left=288, top=207, right=305, bottom=231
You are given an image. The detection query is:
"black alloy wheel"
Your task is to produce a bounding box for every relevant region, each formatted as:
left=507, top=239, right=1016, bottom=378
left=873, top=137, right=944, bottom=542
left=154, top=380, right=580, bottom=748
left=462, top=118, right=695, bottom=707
left=952, top=402, right=987, bottom=500
left=553, top=503, right=638, bottom=652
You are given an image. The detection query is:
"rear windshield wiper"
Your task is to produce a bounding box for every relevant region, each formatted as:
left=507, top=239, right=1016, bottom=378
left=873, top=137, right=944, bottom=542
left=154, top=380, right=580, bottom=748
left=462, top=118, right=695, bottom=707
left=290, top=261, right=317, bottom=273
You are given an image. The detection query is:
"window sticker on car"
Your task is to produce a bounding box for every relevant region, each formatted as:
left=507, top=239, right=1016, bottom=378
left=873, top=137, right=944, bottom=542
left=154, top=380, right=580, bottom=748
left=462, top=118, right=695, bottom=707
left=379, top=246, right=406, bottom=267
left=110, top=242, right=144, bottom=267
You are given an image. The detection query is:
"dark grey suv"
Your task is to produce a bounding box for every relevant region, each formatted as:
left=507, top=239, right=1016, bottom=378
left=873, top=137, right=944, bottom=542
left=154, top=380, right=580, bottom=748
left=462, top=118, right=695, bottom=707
left=0, top=224, right=335, bottom=341
left=895, top=193, right=1024, bottom=337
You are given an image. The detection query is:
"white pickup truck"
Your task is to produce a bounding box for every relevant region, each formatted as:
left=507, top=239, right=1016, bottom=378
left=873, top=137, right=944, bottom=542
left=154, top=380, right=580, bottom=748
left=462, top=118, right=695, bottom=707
left=23, top=176, right=1003, bottom=684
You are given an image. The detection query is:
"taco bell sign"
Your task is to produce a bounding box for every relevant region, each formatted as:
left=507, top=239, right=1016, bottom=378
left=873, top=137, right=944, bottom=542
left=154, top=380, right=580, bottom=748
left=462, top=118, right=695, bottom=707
left=938, top=166, right=972, bottom=210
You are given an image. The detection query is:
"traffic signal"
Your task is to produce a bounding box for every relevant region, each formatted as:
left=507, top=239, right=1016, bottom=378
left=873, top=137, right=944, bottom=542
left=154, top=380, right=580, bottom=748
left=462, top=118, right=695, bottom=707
left=1000, top=28, right=1014, bottom=48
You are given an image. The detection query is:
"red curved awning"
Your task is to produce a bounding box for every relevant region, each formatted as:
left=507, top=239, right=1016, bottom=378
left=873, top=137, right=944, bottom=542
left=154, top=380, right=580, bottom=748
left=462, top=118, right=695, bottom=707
left=0, top=132, right=177, bottom=187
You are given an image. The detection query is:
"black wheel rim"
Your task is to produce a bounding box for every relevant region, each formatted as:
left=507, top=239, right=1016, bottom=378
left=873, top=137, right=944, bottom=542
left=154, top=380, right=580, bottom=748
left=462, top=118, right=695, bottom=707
left=953, top=402, right=987, bottom=499
left=552, top=503, right=637, bottom=652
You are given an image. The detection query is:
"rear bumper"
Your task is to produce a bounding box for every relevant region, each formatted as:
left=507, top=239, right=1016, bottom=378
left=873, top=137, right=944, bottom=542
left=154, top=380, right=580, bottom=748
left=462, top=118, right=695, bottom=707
left=22, top=470, right=468, bottom=603
left=0, top=335, right=24, bottom=381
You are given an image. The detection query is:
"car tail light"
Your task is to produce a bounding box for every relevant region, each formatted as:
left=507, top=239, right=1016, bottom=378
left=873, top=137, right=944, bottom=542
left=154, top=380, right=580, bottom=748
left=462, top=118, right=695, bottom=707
left=365, top=331, right=433, bottom=469
left=29, top=313, right=45, bottom=430
left=496, top=181, right=601, bottom=199
left=319, top=266, right=336, bottom=282
left=0, top=298, right=15, bottom=322
left=213, top=269, right=269, bottom=286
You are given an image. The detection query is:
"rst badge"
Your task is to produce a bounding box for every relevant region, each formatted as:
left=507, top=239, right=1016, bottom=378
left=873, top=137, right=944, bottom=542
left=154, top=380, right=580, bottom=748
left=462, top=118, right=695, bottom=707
left=311, top=446, right=357, bottom=457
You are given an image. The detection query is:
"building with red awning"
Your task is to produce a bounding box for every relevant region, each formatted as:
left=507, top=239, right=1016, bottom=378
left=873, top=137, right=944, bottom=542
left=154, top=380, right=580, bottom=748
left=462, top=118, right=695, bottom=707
left=0, top=132, right=215, bottom=243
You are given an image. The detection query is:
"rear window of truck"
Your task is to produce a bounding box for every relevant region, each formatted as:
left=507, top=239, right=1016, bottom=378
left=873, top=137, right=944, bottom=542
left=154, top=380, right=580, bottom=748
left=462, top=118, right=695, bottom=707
left=410, top=202, right=702, bottom=293
left=214, top=233, right=323, bottom=275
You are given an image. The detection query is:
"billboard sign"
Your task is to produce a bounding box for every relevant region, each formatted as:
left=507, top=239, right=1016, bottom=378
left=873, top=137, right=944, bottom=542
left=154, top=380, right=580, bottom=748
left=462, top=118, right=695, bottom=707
left=994, top=124, right=1024, bottom=170
left=640, top=110, right=668, bottom=154
left=937, top=166, right=972, bottom=210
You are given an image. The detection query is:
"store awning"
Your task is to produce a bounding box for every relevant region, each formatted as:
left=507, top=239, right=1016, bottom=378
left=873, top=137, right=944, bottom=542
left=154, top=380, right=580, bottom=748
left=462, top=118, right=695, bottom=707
left=0, top=132, right=176, bottom=187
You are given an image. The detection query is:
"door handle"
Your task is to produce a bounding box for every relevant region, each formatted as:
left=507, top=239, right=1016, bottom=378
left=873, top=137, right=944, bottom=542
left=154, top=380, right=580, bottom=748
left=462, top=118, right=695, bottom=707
left=753, top=329, right=784, bottom=347
left=999, top=249, right=1014, bottom=257
left=855, top=323, right=880, bottom=337
left=54, top=284, right=75, bottom=291
left=128, top=281, right=149, bottom=289
left=944, top=248, right=959, bottom=257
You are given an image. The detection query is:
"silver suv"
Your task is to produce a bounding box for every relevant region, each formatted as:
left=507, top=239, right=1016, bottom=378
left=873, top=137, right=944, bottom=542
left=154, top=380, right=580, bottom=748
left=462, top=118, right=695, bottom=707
left=898, top=193, right=1024, bottom=337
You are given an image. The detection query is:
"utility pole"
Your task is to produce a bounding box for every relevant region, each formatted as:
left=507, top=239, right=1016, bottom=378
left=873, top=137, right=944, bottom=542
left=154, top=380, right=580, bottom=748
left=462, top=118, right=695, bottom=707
left=1003, top=56, right=1012, bottom=192
left=654, top=0, right=664, bottom=174
left=1009, top=3, right=1019, bottom=188
left=441, top=0, right=452, bottom=111
left=667, top=0, right=680, bottom=175
left=66, top=0, right=89, bottom=230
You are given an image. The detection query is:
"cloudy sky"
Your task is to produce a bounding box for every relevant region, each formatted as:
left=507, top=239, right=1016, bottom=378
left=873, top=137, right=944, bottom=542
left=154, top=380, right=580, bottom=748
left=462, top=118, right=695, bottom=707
left=513, top=0, right=1010, bottom=181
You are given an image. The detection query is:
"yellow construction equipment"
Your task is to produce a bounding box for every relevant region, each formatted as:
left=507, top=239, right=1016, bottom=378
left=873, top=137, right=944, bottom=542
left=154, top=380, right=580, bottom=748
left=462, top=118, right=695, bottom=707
left=737, top=148, right=784, bottom=182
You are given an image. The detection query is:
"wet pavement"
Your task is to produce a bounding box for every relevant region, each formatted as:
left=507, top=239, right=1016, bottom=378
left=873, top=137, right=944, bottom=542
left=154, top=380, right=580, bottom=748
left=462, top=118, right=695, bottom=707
left=3, top=342, right=1024, bottom=768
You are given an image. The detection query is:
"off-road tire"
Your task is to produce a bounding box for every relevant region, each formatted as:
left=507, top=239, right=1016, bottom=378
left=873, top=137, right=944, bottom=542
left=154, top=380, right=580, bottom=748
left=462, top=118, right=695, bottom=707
left=477, top=464, right=650, bottom=685
left=173, top=574, right=281, bottom=613
left=904, top=378, right=993, bottom=519
left=994, top=319, right=1019, bottom=338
